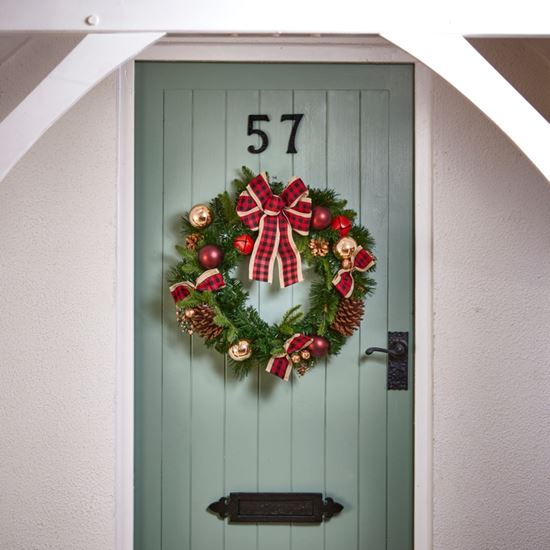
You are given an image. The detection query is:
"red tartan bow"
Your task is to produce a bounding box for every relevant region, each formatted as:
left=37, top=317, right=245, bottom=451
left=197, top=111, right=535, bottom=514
left=266, top=333, right=314, bottom=381
left=169, top=269, right=225, bottom=303
left=236, top=173, right=312, bottom=288
left=332, top=246, right=375, bottom=298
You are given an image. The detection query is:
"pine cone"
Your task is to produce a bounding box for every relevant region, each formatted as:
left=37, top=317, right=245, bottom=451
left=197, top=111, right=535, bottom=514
left=330, top=298, right=365, bottom=336
left=309, top=237, right=329, bottom=257
left=185, top=233, right=201, bottom=251
left=190, top=303, right=223, bottom=341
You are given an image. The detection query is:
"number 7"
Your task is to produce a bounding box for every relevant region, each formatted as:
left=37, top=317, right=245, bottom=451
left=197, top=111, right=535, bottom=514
left=280, top=114, right=304, bottom=154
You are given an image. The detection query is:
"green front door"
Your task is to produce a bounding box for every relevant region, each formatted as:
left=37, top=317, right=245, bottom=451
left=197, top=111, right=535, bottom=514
left=135, top=62, right=413, bottom=550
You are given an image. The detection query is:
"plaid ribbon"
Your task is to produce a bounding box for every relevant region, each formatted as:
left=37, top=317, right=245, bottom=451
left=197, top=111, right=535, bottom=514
left=236, top=173, right=312, bottom=288
left=332, top=246, right=375, bottom=298
left=169, top=269, right=225, bottom=303
left=266, top=333, right=314, bottom=381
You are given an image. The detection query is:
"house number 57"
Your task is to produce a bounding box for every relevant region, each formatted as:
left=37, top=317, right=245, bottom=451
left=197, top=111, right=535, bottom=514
left=247, top=114, right=304, bottom=155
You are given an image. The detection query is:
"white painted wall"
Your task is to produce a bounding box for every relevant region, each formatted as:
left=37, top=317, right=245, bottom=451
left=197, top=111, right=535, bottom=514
left=432, top=39, right=550, bottom=550
left=0, top=42, right=118, bottom=549
left=1, top=36, right=549, bottom=550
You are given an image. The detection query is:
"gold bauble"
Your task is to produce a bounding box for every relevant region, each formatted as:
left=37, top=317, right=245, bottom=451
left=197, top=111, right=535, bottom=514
left=291, top=353, right=302, bottom=364
left=300, top=349, right=311, bottom=360
left=189, top=204, right=213, bottom=228
left=184, top=308, right=196, bottom=319
left=341, top=258, right=353, bottom=270
left=333, top=236, right=357, bottom=259
left=228, top=339, right=252, bottom=361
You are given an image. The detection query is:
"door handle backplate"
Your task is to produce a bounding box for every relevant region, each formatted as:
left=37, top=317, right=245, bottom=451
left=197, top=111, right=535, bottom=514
left=365, top=331, right=409, bottom=390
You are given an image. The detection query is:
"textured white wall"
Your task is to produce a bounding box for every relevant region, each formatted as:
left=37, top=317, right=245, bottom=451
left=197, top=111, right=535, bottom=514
left=1, top=35, right=550, bottom=550
left=0, top=56, right=117, bottom=550
left=432, top=39, right=550, bottom=550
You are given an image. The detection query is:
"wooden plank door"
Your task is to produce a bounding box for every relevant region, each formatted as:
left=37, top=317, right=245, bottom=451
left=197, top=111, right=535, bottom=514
left=134, top=62, right=413, bottom=550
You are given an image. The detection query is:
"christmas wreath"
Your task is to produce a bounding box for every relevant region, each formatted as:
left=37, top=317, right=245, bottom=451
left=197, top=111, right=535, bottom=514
left=168, top=167, right=376, bottom=381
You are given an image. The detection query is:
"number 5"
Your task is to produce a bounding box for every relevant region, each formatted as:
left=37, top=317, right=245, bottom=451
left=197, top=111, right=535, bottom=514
left=247, top=115, right=270, bottom=154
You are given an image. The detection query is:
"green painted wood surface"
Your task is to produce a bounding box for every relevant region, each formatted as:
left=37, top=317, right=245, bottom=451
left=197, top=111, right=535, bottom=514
left=135, top=62, right=413, bottom=550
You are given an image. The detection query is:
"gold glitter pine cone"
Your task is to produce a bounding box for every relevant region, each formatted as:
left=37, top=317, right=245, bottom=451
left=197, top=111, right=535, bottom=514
left=185, top=233, right=201, bottom=251
left=308, top=237, right=329, bottom=257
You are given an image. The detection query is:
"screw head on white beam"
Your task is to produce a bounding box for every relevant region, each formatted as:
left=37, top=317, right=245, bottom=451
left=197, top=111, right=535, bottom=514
left=85, top=14, right=100, bottom=26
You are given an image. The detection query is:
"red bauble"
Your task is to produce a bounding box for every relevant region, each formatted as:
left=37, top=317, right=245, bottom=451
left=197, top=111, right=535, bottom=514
left=308, top=335, right=330, bottom=358
left=233, top=234, right=254, bottom=255
left=198, top=244, right=224, bottom=269
left=311, top=206, right=332, bottom=231
left=331, top=215, right=352, bottom=236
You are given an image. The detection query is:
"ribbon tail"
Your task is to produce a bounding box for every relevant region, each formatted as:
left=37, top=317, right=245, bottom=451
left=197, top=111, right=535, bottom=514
left=277, top=215, right=302, bottom=288
left=266, top=355, right=292, bottom=381
left=352, top=246, right=376, bottom=272
left=332, top=270, right=354, bottom=298
left=195, top=269, right=226, bottom=291
left=249, top=215, right=280, bottom=284
left=169, top=281, right=195, bottom=303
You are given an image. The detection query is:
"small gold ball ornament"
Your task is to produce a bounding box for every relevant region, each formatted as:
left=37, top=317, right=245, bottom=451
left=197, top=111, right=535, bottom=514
left=291, top=353, right=302, bottom=364
left=300, top=349, right=311, bottom=360
left=228, top=339, right=252, bottom=361
left=333, top=236, right=357, bottom=259
left=189, top=204, right=213, bottom=228
left=184, top=308, right=196, bottom=319
left=341, top=258, right=353, bottom=270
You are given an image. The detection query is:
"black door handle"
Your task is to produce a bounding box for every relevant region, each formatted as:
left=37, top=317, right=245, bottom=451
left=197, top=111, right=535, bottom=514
left=365, top=339, right=407, bottom=358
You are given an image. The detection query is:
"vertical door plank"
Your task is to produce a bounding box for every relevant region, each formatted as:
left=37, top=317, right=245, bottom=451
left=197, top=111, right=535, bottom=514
left=325, top=90, right=361, bottom=550
left=257, top=89, right=293, bottom=550
left=162, top=90, right=193, bottom=550
left=291, top=90, right=327, bottom=550
left=134, top=68, right=164, bottom=550
left=359, top=89, right=390, bottom=549
left=386, top=66, right=414, bottom=550
left=189, top=90, right=227, bottom=550
left=224, top=89, right=261, bottom=550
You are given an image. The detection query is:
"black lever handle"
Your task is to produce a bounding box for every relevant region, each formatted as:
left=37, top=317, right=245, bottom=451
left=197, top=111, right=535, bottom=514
left=365, top=340, right=407, bottom=358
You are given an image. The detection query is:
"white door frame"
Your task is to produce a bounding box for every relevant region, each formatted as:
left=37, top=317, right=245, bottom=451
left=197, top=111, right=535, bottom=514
left=117, top=36, right=434, bottom=550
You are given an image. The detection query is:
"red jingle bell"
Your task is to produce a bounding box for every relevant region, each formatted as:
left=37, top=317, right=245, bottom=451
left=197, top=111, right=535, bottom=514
left=233, top=234, right=254, bottom=255
left=308, top=335, right=330, bottom=358
left=198, top=244, right=224, bottom=269
left=331, top=215, right=352, bottom=236
left=311, top=206, right=332, bottom=231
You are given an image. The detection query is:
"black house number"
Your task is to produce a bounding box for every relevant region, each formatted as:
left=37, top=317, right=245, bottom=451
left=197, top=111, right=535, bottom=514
left=247, top=114, right=304, bottom=154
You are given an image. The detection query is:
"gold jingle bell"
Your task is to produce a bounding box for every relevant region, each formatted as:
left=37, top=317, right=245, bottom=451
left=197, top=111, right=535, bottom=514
left=189, top=203, right=213, bottom=228
left=291, top=353, right=302, bottom=364
left=333, top=236, right=357, bottom=259
left=228, top=339, right=252, bottom=361
left=300, top=349, right=311, bottom=360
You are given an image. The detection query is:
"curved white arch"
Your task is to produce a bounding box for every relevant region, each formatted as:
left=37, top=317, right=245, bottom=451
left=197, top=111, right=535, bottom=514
left=0, top=32, right=163, bottom=182
left=382, top=32, right=550, bottom=184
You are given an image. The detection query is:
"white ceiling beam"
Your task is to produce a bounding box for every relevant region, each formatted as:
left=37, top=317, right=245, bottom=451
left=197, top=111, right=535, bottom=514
left=382, top=32, right=550, bottom=184
left=0, top=0, right=549, bottom=34
left=0, top=32, right=163, bottom=182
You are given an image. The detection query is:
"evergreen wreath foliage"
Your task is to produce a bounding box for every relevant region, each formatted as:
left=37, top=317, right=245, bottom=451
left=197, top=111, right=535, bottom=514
left=168, top=167, right=376, bottom=379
